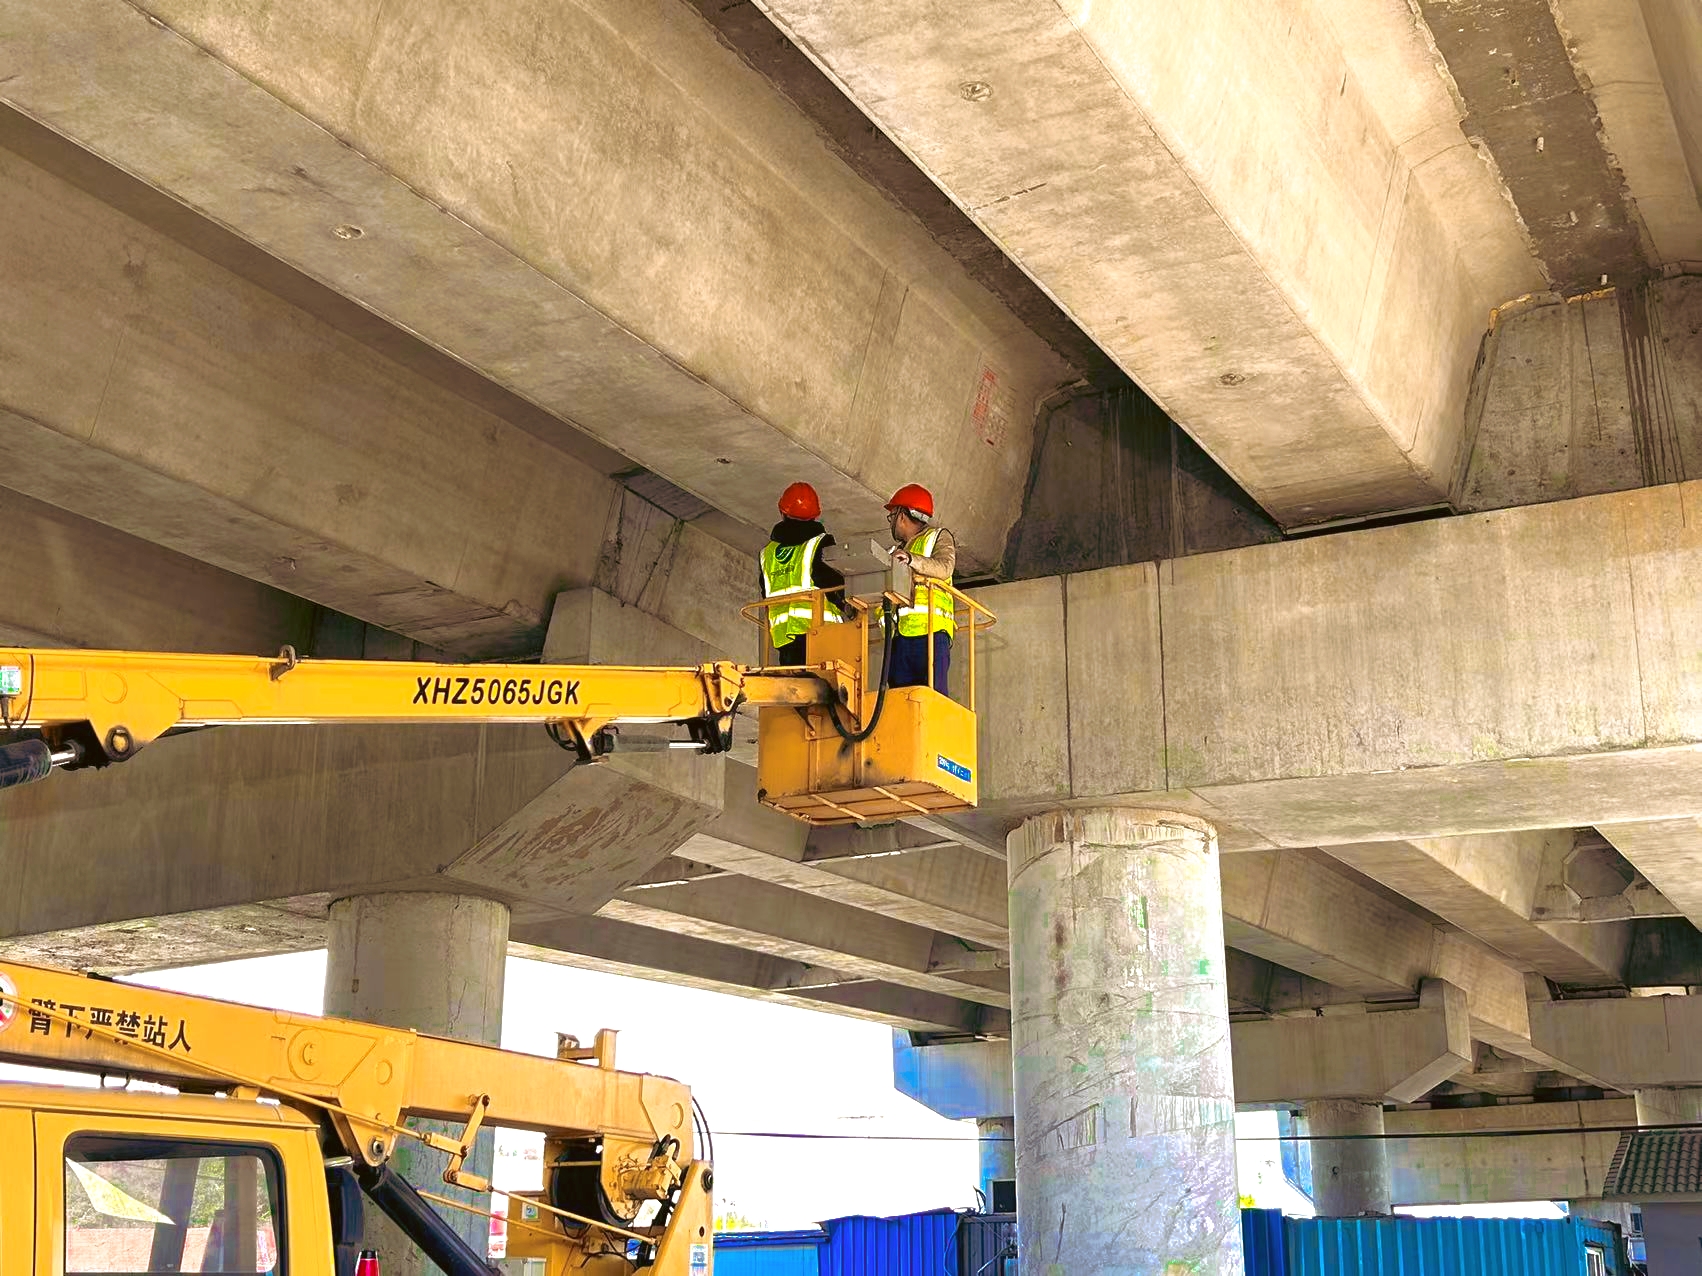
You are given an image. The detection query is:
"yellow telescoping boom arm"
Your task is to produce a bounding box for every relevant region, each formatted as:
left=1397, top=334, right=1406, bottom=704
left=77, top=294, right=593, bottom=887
left=0, top=644, right=831, bottom=779
left=0, top=579, right=995, bottom=827
left=0, top=957, right=713, bottom=1274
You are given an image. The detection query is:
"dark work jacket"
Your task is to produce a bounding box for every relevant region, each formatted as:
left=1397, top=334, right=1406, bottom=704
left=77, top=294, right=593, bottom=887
left=761, top=518, right=846, bottom=614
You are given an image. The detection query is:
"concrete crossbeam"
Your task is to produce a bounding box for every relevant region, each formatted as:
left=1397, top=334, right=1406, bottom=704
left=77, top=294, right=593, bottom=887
left=1325, top=832, right=1631, bottom=985
left=1386, top=1099, right=1633, bottom=1207
left=1234, top=982, right=1472, bottom=1105
left=973, top=482, right=1702, bottom=848
left=754, top=0, right=1541, bottom=526
left=0, top=0, right=1067, bottom=568
left=1530, top=993, right=1702, bottom=1089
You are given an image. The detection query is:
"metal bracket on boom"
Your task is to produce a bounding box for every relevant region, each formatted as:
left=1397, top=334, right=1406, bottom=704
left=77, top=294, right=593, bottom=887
left=419, top=1092, right=494, bottom=1192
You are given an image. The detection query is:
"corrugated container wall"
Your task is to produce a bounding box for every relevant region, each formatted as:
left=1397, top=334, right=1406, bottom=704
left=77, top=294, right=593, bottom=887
left=712, top=1231, right=824, bottom=1276
left=1281, top=1215, right=1626, bottom=1276
left=1242, top=1208, right=1286, bottom=1276
left=820, top=1209, right=961, bottom=1276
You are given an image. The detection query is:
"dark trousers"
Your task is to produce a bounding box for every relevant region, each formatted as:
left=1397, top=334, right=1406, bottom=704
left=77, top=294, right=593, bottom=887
left=774, top=637, right=806, bottom=665
left=888, top=631, right=951, bottom=693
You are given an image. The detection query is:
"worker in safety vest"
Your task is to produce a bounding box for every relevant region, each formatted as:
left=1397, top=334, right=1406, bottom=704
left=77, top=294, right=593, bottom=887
left=759, top=481, right=845, bottom=665
left=884, top=483, right=956, bottom=693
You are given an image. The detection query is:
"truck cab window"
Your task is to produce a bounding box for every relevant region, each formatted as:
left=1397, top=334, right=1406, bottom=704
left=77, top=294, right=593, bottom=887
left=64, top=1136, right=283, bottom=1275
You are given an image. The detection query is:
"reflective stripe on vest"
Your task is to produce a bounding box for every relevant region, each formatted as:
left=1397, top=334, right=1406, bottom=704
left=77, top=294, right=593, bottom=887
left=896, top=527, right=955, bottom=639
left=760, top=534, right=840, bottom=647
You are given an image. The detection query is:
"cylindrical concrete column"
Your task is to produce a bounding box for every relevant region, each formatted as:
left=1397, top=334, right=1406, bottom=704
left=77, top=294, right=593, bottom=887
left=1635, top=1087, right=1702, bottom=1127
left=326, top=892, right=510, bottom=1276
left=1303, top=1099, right=1390, bottom=1217
left=1009, top=808, right=1242, bottom=1274
left=977, top=1116, right=1016, bottom=1209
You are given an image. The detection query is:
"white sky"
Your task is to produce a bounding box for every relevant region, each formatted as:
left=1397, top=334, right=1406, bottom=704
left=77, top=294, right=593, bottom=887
left=1, top=952, right=1561, bottom=1228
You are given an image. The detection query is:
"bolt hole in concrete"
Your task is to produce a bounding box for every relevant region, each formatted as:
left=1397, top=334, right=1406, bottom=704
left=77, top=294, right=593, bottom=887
left=959, top=80, right=992, bottom=102
left=715, top=457, right=732, bottom=464
left=332, top=224, right=364, bottom=240
left=1219, top=371, right=1247, bottom=386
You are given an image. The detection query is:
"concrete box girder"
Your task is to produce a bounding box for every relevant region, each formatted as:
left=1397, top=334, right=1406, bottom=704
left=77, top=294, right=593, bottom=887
left=753, top=0, right=1544, bottom=526
left=1324, top=831, right=1632, bottom=985
left=0, top=487, right=313, bottom=655
left=0, top=0, right=1067, bottom=570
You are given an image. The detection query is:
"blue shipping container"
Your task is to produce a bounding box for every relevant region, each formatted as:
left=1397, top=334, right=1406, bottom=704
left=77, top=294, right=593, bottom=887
left=1281, top=1215, right=1627, bottom=1276
left=717, top=1208, right=1627, bottom=1276
left=820, top=1208, right=961, bottom=1276
left=713, top=1229, right=825, bottom=1276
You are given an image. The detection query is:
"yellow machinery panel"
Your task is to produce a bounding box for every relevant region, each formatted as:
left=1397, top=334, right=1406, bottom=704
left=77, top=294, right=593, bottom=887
left=756, top=687, right=978, bottom=825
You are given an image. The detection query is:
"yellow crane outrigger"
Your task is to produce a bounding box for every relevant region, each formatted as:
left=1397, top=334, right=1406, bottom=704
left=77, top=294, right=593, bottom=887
left=0, top=581, right=994, bottom=825
left=0, top=956, right=711, bottom=1274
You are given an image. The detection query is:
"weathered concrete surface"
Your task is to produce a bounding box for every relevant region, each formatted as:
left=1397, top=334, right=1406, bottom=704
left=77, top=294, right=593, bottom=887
left=1324, top=831, right=1631, bottom=985
left=756, top=0, right=1543, bottom=527
left=325, top=892, right=507, bottom=1274
left=0, top=0, right=1069, bottom=568
left=973, top=481, right=1702, bottom=848
left=1457, top=281, right=1702, bottom=513
left=1304, top=1099, right=1391, bottom=1217
left=0, top=487, right=314, bottom=654
left=1387, top=1099, right=1632, bottom=1206
left=1234, top=983, right=1471, bottom=1106
left=0, top=722, right=713, bottom=930
left=0, top=138, right=609, bottom=656
left=1531, top=993, right=1702, bottom=1089
left=1634, top=1085, right=1702, bottom=1127
left=1002, top=387, right=1280, bottom=580
left=599, top=875, right=1007, bottom=1009
left=676, top=795, right=1011, bottom=948
left=1414, top=0, right=1647, bottom=291
left=1636, top=0, right=1702, bottom=223
left=1597, top=818, right=1702, bottom=929
left=1551, top=0, right=1702, bottom=264
left=1008, top=809, right=1241, bottom=1274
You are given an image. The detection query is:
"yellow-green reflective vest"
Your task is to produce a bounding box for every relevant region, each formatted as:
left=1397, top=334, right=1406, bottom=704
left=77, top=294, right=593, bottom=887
left=896, top=528, right=955, bottom=639
left=760, top=534, right=841, bottom=648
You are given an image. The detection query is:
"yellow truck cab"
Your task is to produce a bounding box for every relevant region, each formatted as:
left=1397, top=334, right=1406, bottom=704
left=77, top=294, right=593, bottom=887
left=0, top=1080, right=333, bottom=1274
left=0, top=960, right=716, bottom=1276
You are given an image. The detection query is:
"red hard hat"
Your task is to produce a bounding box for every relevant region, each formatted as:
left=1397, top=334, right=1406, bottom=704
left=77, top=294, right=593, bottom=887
left=884, top=483, right=934, bottom=518
left=778, top=482, right=821, bottom=520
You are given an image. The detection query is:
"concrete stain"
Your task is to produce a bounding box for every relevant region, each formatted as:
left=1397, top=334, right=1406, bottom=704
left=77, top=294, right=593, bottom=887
left=1619, top=282, right=1686, bottom=487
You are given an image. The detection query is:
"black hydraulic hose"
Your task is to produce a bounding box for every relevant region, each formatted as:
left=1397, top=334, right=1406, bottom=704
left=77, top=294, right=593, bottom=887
left=356, top=1164, right=497, bottom=1276
left=816, top=600, right=896, bottom=746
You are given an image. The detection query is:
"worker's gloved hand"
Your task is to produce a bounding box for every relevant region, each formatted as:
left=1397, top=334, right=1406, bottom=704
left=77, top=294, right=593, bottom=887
left=891, top=548, right=911, bottom=565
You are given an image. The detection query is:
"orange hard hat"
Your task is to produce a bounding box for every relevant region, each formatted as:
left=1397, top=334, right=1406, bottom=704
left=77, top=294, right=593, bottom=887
left=778, top=481, right=821, bottom=520
left=884, top=483, right=934, bottom=518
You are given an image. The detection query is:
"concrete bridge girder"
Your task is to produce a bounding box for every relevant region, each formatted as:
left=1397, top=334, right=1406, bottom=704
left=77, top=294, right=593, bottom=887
left=0, top=0, right=1069, bottom=584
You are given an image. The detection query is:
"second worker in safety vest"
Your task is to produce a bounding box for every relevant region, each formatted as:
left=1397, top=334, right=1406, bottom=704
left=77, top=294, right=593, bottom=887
left=884, top=483, right=955, bottom=694
left=760, top=481, right=846, bottom=665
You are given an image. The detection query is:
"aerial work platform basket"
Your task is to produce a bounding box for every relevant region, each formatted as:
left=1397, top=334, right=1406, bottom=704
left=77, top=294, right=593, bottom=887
left=744, top=566, right=994, bottom=827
